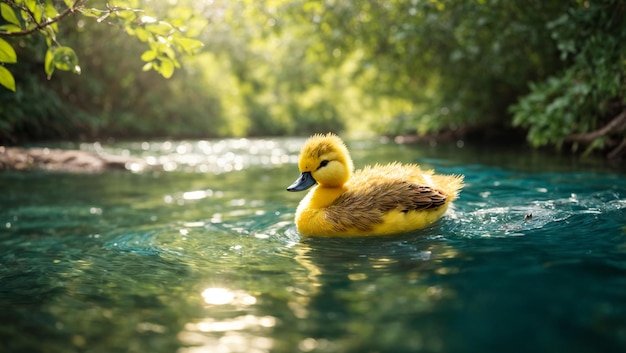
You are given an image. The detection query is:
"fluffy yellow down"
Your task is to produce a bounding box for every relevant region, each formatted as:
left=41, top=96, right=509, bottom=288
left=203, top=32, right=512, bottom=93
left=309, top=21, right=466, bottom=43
left=287, top=133, right=464, bottom=236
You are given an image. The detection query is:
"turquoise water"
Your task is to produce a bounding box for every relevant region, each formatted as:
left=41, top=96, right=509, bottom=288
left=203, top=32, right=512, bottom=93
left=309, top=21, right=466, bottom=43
left=1, top=137, right=625, bottom=353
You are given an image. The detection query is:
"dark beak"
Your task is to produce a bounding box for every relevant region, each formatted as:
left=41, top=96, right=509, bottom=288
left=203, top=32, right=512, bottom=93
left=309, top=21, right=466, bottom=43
left=286, top=172, right=317, bottom=192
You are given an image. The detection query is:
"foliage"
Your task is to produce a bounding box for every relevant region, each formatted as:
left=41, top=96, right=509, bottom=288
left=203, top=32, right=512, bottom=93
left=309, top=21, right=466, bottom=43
left=0, top=62, right=99, bottom=142
left=0, top=0, right=204, bottom=91
left=511, top=0, right=625, bottom=156
left=0, top=0, right=207, bottom=141
left=288, top=0, right=579, bottom=135
left=41, top=17, right=223, bottom=139
left=0, top=0, right=624, bottom=158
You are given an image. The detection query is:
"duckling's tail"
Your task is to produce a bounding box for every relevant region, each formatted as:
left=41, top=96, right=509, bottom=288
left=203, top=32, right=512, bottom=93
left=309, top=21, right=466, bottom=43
left=432, top=174, right=464, bottom=201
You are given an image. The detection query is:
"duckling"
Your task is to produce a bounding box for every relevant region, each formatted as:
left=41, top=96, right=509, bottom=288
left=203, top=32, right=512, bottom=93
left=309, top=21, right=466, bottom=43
left=287, top=133, right=464, bottom=236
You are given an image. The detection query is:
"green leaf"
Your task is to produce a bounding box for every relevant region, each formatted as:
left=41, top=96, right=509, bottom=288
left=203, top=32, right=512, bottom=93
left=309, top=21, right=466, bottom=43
left=140, top=50, right=157, bottom=61
left=0, top=38, right=17, bottom=63
left=0, top=24, right=23, bottom=33
left=0, top=65, right=16, bottom=91
left=159, top=58, right=174, bottom=79
left=117, top=10, right=137, bottom=23
left=44, top=46, right=81, bottom=78
left=52, top=46, right=79, bottom=72
left=174, top=37, right=204, bottom=55
left=44, top=48, right=54, bottom=78
left=135, top=27, right=151, bottom=42
left=32, top=4, right=43, bottom=23
left=79, top=8, right=105, bottom=18
left=160, top=44, right=176, bottom=60
left=115, top=9, right=138, bottom=26
left=25, top=0, right=37, bottom=14
left=0, top=3, right=21, bottom=26
left=145, top=22, right=173, bottom=36
left=109, top=0, right=131, bottom=8
left=44, top=2, right=59, bottom=21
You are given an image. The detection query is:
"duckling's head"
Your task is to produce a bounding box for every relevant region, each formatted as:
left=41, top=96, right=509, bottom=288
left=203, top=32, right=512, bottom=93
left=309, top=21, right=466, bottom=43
left=287, top=133, right=354, bottom=191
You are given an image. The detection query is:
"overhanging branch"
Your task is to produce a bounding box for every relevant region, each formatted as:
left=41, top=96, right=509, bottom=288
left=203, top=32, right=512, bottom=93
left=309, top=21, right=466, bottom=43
left=607, top=137, right=626, bottom=159
left=565, top=109, right=626, bottom=144
left=0, top=0, right=85, bottom=37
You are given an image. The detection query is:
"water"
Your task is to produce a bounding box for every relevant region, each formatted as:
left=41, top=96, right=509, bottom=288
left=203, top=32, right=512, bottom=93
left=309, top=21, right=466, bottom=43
left=1, top=137, right=625, bottom=353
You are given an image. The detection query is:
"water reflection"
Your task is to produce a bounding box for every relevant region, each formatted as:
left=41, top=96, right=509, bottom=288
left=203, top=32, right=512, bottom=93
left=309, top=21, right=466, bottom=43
left=81, top=138, right=303, bottom=173
left=178, top=329, right=274, bottom=353
left=275, top=232, right=467, bottom=352
left=201, top=288, right=257, bottom=306
left=178, top=287, right=276, bottom=353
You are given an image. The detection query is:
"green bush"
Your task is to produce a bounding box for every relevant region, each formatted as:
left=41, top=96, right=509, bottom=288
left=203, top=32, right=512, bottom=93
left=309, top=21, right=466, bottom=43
left=511, top=0, right=625, bottom=156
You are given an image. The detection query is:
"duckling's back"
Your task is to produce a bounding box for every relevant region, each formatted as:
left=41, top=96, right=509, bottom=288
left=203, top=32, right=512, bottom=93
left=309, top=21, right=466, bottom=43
left=350, top=163, right=462, bottom=200
left=317, top=163, right=463, bottom=236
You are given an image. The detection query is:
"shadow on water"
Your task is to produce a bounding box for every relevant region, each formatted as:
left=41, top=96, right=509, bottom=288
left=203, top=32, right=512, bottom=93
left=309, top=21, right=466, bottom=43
left=1, top=138, right=625, bottom=353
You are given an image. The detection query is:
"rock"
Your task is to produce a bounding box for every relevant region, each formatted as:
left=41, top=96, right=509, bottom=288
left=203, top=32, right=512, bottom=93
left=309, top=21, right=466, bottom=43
left=0, top=146, right=146, bottom=173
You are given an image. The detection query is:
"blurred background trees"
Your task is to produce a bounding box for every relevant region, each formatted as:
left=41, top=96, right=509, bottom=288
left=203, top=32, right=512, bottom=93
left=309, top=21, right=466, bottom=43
left=1, top=0, right=624, bottom=157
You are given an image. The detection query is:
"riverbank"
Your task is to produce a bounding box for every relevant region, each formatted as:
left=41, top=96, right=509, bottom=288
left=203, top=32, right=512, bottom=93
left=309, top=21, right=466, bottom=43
left=0, top=147, right=144, bottom=172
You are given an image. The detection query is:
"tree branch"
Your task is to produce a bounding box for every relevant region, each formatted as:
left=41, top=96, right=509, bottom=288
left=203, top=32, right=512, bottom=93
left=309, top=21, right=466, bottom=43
left=0, top=0, right=85, bottom=37
left=565, top=109, right=626, bottom=144
left=607, top=137, right=626, bottom=159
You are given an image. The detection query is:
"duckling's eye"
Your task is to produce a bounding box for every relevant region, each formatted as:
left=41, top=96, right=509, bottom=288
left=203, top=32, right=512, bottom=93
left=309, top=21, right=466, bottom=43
left=317, top=160, right=329, bottom=169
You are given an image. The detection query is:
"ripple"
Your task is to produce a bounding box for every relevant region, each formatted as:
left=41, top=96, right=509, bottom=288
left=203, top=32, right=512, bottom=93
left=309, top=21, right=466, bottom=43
left=104, top=231, right=169, bottom=256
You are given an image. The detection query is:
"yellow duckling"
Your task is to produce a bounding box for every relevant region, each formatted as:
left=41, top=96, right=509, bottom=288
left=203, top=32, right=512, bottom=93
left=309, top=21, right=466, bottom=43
left=286, top=133, right=464, bottom=236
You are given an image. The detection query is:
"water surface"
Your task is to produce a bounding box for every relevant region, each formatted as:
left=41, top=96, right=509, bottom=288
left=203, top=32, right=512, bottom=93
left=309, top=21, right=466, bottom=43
left=1, top=137, right=625, bottom=353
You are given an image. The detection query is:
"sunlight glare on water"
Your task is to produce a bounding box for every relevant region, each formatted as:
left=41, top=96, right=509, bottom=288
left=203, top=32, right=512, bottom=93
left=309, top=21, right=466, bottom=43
left=177, top=287, right=276, bottom=353
left=81, top=138, right=302, bottom=173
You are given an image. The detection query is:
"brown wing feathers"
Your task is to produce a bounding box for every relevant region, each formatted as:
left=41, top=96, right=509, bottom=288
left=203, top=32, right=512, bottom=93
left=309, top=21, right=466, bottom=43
left=325, top=182, right=447, bottom=232
left=402, top=183, right=447, bottom=212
